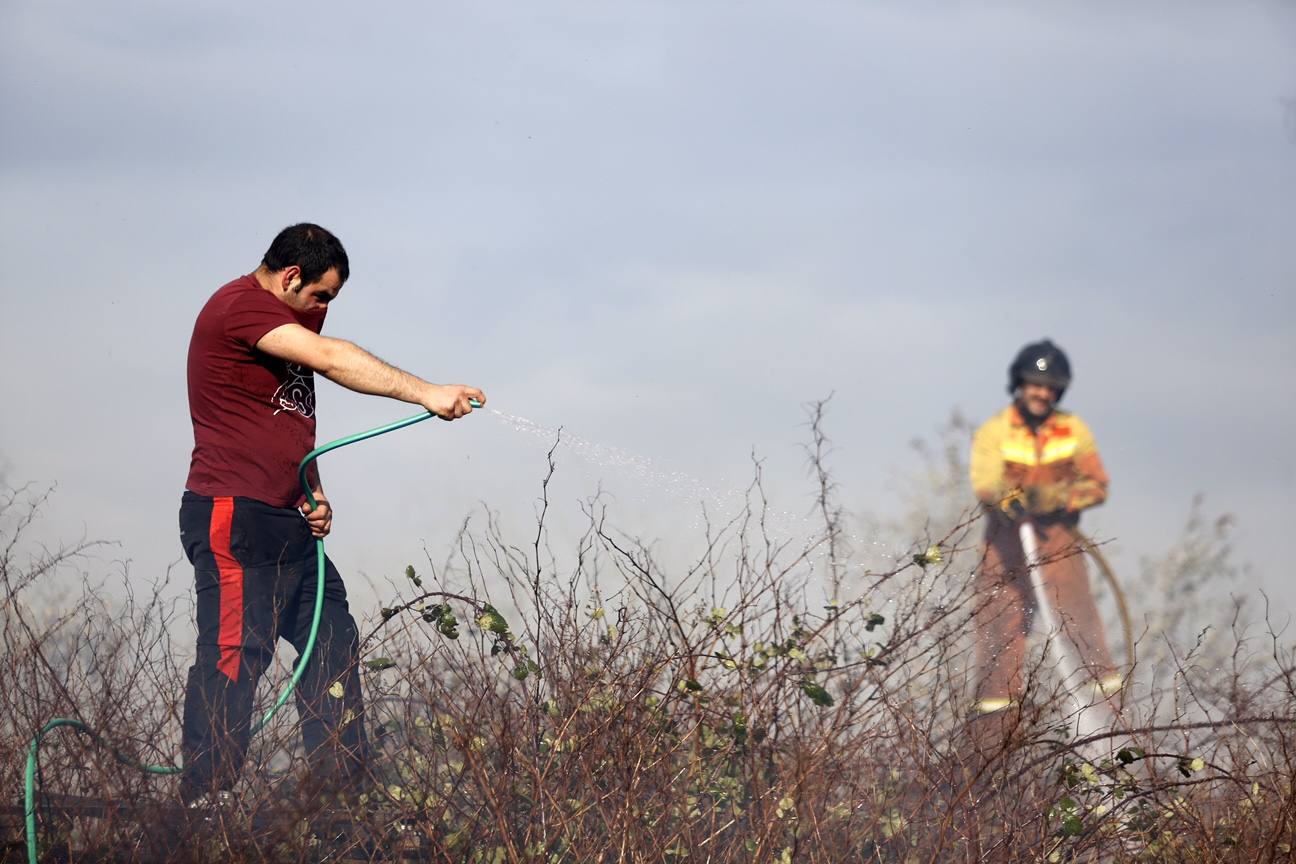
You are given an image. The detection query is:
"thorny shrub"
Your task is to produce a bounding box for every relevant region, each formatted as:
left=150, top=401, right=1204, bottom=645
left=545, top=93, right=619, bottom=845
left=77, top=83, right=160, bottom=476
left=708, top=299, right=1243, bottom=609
left=1, top=406, right=1293, bottom=863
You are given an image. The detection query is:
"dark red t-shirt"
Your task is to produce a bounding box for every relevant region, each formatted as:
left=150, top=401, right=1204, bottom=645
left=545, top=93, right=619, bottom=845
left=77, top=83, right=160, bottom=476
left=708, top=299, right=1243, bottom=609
left=185, top=274, right=327, bottom=508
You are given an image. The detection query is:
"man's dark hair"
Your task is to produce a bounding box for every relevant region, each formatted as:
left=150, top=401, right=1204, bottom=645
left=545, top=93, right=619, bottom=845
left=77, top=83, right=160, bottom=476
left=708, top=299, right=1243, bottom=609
left=262, top=223, right=349, bottom=286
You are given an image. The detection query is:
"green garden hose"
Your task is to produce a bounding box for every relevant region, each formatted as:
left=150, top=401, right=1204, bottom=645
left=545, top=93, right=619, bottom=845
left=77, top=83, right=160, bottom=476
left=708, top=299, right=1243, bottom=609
left=23, top=403, right=478, bottom=864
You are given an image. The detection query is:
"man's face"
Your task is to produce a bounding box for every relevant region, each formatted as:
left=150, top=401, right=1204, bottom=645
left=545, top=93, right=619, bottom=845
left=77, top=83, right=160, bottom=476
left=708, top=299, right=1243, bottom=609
left=1019, top=380, right=1059, bottom=418
left=279, top=267, right=343, bottom=313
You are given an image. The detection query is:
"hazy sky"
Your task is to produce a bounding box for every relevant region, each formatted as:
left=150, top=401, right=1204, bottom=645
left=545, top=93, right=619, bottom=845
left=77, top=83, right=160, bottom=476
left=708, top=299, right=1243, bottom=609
left=2, top=1, right=1293, bottom=623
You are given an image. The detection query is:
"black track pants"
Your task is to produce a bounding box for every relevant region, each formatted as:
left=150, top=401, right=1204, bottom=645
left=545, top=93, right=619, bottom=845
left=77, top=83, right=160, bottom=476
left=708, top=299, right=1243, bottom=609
left=177, top=491, right=367, bottom=802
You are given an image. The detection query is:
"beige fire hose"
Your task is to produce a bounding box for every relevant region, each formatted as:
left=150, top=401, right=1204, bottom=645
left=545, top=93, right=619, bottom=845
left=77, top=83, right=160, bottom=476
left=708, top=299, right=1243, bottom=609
left=1077, top=531, right=1135, bottom=671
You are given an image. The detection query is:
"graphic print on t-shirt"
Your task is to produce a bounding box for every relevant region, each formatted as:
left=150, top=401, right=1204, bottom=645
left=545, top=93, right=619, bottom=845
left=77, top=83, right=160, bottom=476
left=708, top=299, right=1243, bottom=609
left=271, top=363, right=315, bottom=418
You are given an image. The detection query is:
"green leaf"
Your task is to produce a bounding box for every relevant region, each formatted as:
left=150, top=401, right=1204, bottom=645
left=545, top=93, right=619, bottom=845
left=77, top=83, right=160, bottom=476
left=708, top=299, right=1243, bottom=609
left=364, top=657, right=397, bottom=671
left=476, top=604, right=510, bottom=635
left=800, top=679, right=834, bottom=707
left=421, top=602, right=450, bottom=624
left=437, top=611, right=460, bottom=639
left=775, top=796, right=795, bottom=819
left=1060, top=815, right=1083, bottom=837
left=731, top=713, right=749, bottom=745
left=404, top=564, right=422, bottom=587
left=865, top=613, right=885, bottom=632
left=917, top=544, right=943, bottom=566
left=380, top=607, right=398, bottom=621
left=510, top=659, right=541, bottom=681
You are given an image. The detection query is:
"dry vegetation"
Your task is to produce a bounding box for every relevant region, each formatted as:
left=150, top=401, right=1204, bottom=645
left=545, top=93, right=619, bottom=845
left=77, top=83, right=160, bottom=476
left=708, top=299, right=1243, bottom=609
left=3, top=407, right=1294, bottom=862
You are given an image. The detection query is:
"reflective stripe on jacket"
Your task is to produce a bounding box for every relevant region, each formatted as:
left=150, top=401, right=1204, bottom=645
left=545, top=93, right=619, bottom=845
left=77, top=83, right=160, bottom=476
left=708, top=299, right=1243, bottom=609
left=969, top=405, right=1109, bottom=513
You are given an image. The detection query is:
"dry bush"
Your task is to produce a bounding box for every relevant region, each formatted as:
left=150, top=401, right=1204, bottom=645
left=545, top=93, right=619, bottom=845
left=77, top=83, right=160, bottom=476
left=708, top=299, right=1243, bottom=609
left=2, top=408, right=1294, bottom=863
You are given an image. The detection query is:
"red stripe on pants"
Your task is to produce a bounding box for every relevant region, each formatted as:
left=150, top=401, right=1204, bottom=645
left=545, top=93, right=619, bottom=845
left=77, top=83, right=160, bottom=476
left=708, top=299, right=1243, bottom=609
left=209, top=496, right=244, bottom=682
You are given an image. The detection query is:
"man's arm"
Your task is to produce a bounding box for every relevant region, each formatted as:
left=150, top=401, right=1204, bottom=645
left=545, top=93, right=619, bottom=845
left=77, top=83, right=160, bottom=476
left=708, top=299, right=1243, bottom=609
left=1023, top=419, right=1109, bottom=515
left=256, top=323, right=485, bottom=418
left=971, top=418, right=1032, bottom=519
left=1066, top=419, right=1109, bottom=512
left=969, top=421, right=1007, bottom=506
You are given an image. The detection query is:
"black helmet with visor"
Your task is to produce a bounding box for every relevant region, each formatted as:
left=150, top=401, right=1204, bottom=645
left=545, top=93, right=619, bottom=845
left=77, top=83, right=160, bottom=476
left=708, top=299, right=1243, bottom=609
left=1008, top=339, right=1072, bottom=398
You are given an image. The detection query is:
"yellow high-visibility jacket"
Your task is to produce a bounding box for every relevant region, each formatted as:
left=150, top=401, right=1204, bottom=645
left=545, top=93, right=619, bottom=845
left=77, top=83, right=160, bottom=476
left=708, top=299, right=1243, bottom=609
left=970, top=405, right=1109, bottom=514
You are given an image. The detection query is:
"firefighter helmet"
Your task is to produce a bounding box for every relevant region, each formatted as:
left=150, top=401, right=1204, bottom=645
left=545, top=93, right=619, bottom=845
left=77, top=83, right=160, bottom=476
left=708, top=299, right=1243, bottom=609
left=1008, top=339, right=1072, bottom=396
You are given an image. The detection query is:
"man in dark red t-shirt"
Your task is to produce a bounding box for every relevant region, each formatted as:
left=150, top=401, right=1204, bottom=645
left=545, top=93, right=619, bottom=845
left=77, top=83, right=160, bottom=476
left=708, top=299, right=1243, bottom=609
left=180, top=223, right=485, bottom=806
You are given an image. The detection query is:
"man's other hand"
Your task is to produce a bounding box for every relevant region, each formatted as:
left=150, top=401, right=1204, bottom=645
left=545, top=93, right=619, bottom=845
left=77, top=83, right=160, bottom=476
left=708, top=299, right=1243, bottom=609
left=301, top=496, right=333, bottom=538
left=422, top=384, right=486, bottom=420
left=1025, top=483, right=1070, bottom=516
left=996, top=488, right=1028, bottom=520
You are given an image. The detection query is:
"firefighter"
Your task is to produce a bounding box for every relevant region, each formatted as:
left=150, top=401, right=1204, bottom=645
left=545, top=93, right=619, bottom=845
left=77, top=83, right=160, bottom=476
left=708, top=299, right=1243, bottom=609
left=968, top=339, right=1122, bottom=729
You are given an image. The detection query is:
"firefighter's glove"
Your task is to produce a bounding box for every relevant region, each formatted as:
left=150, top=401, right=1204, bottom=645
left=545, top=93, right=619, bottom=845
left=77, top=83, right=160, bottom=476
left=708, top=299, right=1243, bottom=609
left=1024, top=483, right=1070, bottom=516
left=1067, top=480, right=1105, bottom=512
left=996, top=488, right=1028, bottom=520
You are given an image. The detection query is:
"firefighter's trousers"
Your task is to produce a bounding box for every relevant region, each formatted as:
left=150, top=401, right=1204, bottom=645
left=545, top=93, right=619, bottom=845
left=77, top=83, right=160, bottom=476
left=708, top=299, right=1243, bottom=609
left=972, top=514, right=1118, bottom=713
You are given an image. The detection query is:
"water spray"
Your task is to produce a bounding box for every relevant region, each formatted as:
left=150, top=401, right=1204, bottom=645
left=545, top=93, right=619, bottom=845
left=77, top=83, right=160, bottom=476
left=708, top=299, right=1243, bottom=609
left=1019, top=521, right=1117, bottom=743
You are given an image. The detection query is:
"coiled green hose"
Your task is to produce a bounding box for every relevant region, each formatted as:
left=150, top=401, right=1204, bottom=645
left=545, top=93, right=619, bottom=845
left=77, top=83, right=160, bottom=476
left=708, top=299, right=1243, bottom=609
left=23, top=403, right=477, bottom=864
